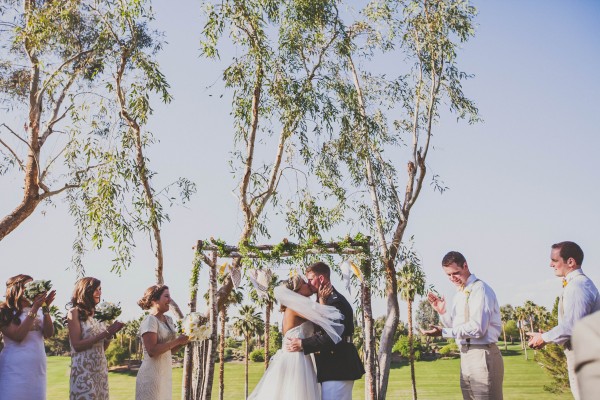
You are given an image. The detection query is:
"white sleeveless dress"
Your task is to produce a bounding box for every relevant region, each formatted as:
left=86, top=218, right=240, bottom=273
left=0, top=308, right=46, bottom=400
left=249, top=321, right=320, bottom=400
left=135, top=314, right=177, bottom=400
left=69, top=315, right=109, bottom=399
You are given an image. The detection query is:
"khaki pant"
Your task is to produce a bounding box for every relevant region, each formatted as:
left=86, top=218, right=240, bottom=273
left=459, top=343, right=504, bottom=400
left=564, top=348, right=580, bottom=400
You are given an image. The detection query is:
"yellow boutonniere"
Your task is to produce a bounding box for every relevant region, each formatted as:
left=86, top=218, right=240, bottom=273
left=562, top=278, right=568, bottom=288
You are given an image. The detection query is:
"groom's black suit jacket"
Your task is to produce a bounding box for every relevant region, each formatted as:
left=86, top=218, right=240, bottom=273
left=301, top=287, right=365, bottom=382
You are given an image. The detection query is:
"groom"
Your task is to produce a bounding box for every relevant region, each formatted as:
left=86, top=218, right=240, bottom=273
left=286, top=262, right=365, bottom=400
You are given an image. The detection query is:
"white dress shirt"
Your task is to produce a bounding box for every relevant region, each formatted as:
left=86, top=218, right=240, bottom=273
left=439, top=274, right=502, bottom=345
left=542, top=269, right=600, bottom=345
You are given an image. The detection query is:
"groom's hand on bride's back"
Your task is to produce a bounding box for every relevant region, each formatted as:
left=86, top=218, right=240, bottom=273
left=286, top=338, right=302, bottom=352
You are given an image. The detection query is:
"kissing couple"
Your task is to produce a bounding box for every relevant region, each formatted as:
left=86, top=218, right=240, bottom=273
left=249, top=262, right=365, bottom=400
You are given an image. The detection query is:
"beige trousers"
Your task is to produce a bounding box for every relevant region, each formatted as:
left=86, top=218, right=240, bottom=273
left=564, top=348, right=580, bottom=400
left=459, top=343, right=504, bottom=400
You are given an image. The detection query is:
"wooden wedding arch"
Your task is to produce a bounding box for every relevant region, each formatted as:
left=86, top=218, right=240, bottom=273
left=181, top=235, right=379, bottom=400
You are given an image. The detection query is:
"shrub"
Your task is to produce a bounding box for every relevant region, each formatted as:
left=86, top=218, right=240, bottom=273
left=224, top=337, right=241, bottom=348
left=223, top=348, right=234, bottom=361
left=439, top=342, right=459, bottom=357
left=392, top=336, right=423, bottom=361
left=105, top=341, right=128, bottom=367
left=249, top=348, right=265, bottom=362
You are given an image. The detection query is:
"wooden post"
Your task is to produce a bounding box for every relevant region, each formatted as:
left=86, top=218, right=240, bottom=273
left=182, top=240, right=202, bottom=400
left=199, top=250, right=218, bottom=399
left=361, top=255, right=377, bottom=400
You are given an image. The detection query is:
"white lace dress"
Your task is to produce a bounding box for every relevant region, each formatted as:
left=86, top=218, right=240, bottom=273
left=69, top=315, right=109, bottom=399
left=249, top=321, right=320, bottom=400
left=0, top=308, right=46, bottom=400
left=135, top=314, right=177, bottom=400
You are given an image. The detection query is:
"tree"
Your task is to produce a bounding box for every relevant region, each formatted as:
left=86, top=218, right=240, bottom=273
left=514, top=306, right=529, bottom=359
left=232, top=305, right=264, bottom=400
left=504, top=320, right=519, bottom=344
left=0, top=0, right=121, bottom=241
left=199, top=0, right=346, bottom=320
left=397, top=257, right=426, bottom=400
left=217, top=281, right=243, bottom=400
left=0, top=0, right=194, bottom=286
left=537, top=296, right=569, bottom=393
left=314, top=1, right=479, bottom=397
left=500, top=304, right=514, bottom=350
left=415, top=299, right=439, bottom=333
left=249, top=273, right=278, bottom=370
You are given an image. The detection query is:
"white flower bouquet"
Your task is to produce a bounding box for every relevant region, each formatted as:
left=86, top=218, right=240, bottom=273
left=23, top=280, right=52, bottom=302
left=94, top=302, right=122, bottom=322
left=182, top=312, right=211, bottom=341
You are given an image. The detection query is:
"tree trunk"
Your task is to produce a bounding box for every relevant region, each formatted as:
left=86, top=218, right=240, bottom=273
left=502, top=324, right=507, bottom=351
left=361, top=259, right=377, bottom=400
left=408, top=300, right=417, bottom=400
left=199, top=250, right=218, bottom=399
left=182, top=242, right=201, bottom=400
left=377, top=263, right=400, bottom=400
left=264, top=303, right=271, bottom=370
left=218, top=309, right=226, bottom=400
left=245, top=338, right=249, bottom=400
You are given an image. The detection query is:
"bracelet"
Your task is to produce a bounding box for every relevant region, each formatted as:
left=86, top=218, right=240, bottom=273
left=27, top=311, right=36, bottom=319
left=42, top=306, right=50, bottom=314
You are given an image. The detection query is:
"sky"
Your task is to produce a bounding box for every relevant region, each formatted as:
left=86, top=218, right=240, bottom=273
left=1, top=0, right=600, bottom=327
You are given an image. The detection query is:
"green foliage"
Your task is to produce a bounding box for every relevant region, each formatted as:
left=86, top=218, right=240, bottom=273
left=225, top=337, right=242, bottom=349
left=504, top=320, right=520, bottom=342
left=392, top=335, right=423, bottom=361
left=415, top=299, right=439, bottom=329
left=44, top=327, right=70, bottom=356
left=249, top=348, right=265, bottom=362
left=439, top=342, right=459, bottom=357
left=269, top=325, right=283, bottom=351
left=536, top=344, right=569, bottom=394
left=105, top=340, right=129, bottom=367
left=223, top=347, right=234, bottom=361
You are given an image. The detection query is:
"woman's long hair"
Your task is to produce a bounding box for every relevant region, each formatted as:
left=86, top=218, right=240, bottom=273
left=69, top=277, right=101, bottom=321
left=0, top=274, right=33, bottom=327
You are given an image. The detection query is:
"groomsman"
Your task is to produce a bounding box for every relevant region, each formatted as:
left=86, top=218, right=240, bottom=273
left=573, top=310, right=600, bottom=400
left=527, top=241, right=600, bottom=400
left=422, top=251, right=504, bottom=399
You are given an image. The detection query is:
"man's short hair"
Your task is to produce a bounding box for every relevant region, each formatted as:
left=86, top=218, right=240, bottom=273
left=552, top=241, right=584, bottom=266
left=441, top=251, right=467, bottom=267
left=306, top=261, right=331, bottom=279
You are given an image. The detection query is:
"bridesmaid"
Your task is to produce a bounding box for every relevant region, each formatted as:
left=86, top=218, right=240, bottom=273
left=67, top=277, right=124, bottom=400
left=135, top=284, right=188, bottom=400
left=0, top=274, right=56, bottom=400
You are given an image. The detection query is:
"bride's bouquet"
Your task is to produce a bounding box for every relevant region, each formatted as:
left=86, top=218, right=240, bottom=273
left=94, top=302, right=122, bottom=322
left=23, top=280, right=52, bottom=302
left=181, top=312, right=211, bottom=341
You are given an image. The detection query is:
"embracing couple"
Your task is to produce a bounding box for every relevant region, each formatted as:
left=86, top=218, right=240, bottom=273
left=249, top=262, right=365, bottom=400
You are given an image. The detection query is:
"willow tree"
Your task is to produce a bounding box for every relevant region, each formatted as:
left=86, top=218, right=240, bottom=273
left=0, top=0, right=121, bottom=241
left=314, top=1, right=479, bottom=398
left=80, top=0, right=195, bottom=292
left=0, top=0, right=193, bottom=280
left=199, top=0, right=345, bottom=314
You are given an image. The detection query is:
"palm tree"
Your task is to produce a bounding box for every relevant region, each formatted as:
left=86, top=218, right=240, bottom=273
left=523, top=300, right=537, bottom=333
left=249, top=273, right=278, bottom=370
left=48, top=305, right=65, bottom=332
left=397, top=261, right=426, bottom=400
left=499, top=305, right=514, bottom=351
left=232, top=305, right=264, bottom=400
left=514, top=306, right=528, bottom=360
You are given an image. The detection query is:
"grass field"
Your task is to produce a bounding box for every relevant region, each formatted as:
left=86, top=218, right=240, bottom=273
left=47, top=345, right=572, bottom=399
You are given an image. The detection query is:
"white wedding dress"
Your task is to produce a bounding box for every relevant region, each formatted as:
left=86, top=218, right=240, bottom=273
left=248, top=286, right=345, bottom=400
left=249, top=321, right=320, bottom=400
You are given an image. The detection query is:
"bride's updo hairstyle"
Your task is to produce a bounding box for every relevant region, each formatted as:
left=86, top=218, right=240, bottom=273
left=279, top=275, right=304, bottom=312
left=137, top=284, right=169, bottom=310
left=0, top=274, right=32, bottom=327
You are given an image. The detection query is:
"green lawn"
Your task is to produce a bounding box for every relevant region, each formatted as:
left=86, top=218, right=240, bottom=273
left=47, top=345, right=572, bottom=399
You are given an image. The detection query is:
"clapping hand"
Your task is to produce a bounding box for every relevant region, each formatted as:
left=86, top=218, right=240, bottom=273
left=427, top=292, right=446, bottom=314
left=107, top=321, right=125, bottom=336
left=419, top=325, right=443, bottom=337
left=44, top=290, right=56, bottom=307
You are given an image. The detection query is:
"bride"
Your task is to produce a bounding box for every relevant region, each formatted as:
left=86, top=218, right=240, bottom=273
left=249, top=275, right=344, bottom=400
